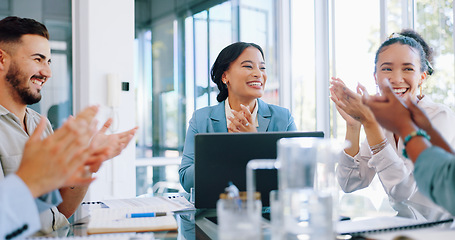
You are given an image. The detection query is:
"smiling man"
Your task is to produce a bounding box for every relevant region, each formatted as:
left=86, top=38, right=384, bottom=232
left=0, top=16, right=66, bottom=233
left=0, top=16, right=138, bottom=234
left=6, top=34, right=50, bottom=105
left=0, top=16, right=72, bottom=234
left=1, top=21, right=51, bottom=119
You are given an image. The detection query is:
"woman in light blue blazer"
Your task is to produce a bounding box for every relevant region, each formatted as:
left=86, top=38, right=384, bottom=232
left=178, top=42, right=297, bottom=192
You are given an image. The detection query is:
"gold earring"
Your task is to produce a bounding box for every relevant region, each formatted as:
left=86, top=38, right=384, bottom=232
left=419, top=85, right=423, bottom=99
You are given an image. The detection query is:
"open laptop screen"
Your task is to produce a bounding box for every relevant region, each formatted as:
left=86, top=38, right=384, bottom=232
left=194, top=131, right=324, bottom=209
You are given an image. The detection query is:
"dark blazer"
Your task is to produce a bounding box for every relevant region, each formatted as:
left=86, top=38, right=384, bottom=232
left=178, top=99, right=297, bottom=192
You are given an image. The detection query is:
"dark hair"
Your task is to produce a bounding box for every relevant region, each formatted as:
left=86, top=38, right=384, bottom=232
left=399, top=29, right=434, bottom=75
left=0, top=16, right=49, bottom=47
left=211, top=42, right=265, bottom=102
left=374, top=35, right=428, bottom=75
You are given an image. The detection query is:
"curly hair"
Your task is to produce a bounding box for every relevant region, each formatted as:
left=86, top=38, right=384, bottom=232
left=374, top=35, right=428, bottom=75
left=399, top=29, right=433, bottom=75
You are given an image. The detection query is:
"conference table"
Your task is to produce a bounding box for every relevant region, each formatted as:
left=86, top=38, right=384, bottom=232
left=38, top=183, right=455, bottom=240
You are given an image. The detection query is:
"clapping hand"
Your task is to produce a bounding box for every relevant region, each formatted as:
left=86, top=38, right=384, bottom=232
left=330, top=77, right=376, bottom=126
left=362, top=78, right=413, bottom=135
left=228, top=104, right=257, bottom=132
left=17, top=106, right=100, bottom=198
left=87, top=118, right=138, bottom=173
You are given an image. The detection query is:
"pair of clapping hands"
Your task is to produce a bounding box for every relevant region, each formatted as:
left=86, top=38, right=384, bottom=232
left=330, top=77, right=432, bottom=137
left=331, top=77, right=455, bottom=162
left=227, top=104, right=257, bottom=132
left=16, top=106, right=137, bottom=198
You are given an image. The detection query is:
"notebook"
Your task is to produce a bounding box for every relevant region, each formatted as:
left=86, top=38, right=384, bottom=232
left=86, top=196, right=191, bottom=234
left=337, top=216, right=454, bottom=236
left=194, top=131, right=324, bottom=209
left=27, top=232, right=156, bottom=240
left=87, top=209, right=178, bottom=234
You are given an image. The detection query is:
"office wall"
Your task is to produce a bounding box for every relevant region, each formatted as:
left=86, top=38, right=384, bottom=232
left=73, top=0, right=136, bottom=200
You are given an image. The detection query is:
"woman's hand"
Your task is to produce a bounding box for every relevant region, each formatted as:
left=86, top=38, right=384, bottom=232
left=330, top=77, right=376, bottom=127
left=331, top=90, right=361, bottom=127
left=228, top=104, right=257, bottom=132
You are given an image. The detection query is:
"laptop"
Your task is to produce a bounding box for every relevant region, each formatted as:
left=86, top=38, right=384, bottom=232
left=194, top=131, right=324, bottom=210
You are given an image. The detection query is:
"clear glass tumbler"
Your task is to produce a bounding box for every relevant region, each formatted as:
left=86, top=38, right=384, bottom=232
left=217, top=192, right=262, bottom=240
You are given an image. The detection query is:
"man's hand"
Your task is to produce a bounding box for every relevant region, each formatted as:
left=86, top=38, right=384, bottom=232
left=362, top=78, right=417, bottom=137
left=16, top=106, right=100, bottom=198
left=87, top=118, right=138, bottom=172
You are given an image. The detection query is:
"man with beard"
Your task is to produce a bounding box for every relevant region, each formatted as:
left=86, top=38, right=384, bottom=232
left=0, top=16, right=137, bottom=234
left=1, top=105, right=104, bottom=239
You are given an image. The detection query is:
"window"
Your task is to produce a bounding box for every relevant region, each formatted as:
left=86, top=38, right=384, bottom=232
left=331, top=0, right=381, bottom=139
left=327, top=0, right=455, bottom=141
left=416, top=0, right=455, bottom=110
left=185, top=0, right=278, bottom=112
left=291, top=0, right=316, bottom=131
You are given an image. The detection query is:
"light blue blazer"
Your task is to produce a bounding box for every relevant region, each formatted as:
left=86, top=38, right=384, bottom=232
left=0, top=175, right=41, bottom=239
left=178, top=99, right=297, bottom=192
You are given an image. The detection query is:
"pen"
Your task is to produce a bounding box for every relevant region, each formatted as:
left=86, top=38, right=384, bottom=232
left=226, top=181, right=242, bottom=209
left=125, top=212, right=167, bottom=218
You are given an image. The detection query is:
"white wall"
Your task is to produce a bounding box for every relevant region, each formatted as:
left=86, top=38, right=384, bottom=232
left=72, top=0, right=136, bottom=201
